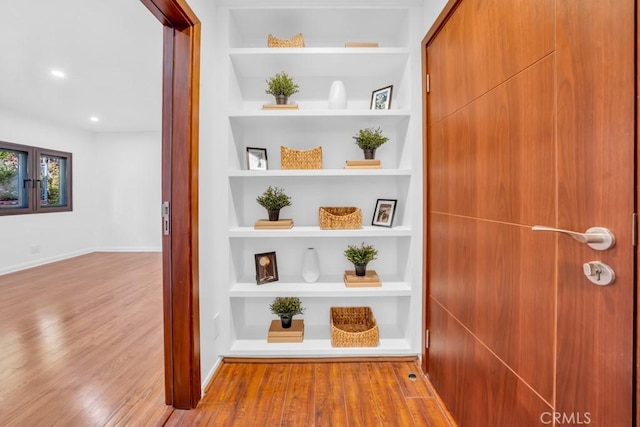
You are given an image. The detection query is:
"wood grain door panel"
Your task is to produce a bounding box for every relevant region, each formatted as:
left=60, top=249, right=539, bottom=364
left=429, top=301, right=552, bottom=425
left=430, top=213, right=555, bottom=402
left=425, top=0, right=636, bottom=424
left=555, top=0, right=635, bottom=425
left=429, top=56, right=556, bottom=226
left=427, top=0, right=554, bottom=125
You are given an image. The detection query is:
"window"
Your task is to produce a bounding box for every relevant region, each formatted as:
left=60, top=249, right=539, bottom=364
left=0, top=141, right=72, bottom=216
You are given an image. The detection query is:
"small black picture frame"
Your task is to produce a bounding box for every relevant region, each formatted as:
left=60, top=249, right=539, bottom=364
left=255, top=251, right=279, bottom=284
left=372, top=199, right=397, bottom=227
left=370, top=85, right=393, bottom=110
left=246, top=147, right=268, bottom=170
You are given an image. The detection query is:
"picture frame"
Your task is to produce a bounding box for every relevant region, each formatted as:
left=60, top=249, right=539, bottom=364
left=255, top=251, right=279, bottom=285
left=246, top=147, right=268, bottom=170
left=370, top=85, right=393, bottom=110
left=372, top=199, right=397, bottom=227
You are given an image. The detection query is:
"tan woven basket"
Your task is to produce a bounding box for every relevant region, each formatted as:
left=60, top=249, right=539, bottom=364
left=330, top=307, right=379, bottom=347
left=319, top=207, right=362, bottom=229
left=267, top=33, right=305, bottom=48
left=281, top=146, right=322, bottom=170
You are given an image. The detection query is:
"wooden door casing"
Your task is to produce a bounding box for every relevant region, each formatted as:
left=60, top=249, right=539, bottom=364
left=423, top=0, right=636, bottom=425
left=140, top=0, right=201, bottom=409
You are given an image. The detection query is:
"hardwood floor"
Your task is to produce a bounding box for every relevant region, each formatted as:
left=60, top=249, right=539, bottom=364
left=0, top=252, right=454, bottom=426
left=0, top=252, right=171, bottom=427
left=166, top=359, right=455, bottom=427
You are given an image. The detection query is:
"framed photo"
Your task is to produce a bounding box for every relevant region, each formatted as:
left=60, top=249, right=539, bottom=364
left=255, top=251, right=279, bottom=285
left=246, top=147, right=268, bottom=170
left=370, top=85, right=393, bottom=110
left=372, top=199, right=397, bottom=227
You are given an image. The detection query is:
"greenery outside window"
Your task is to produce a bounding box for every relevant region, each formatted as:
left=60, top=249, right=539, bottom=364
left=0, top=141, right=72, bottom=216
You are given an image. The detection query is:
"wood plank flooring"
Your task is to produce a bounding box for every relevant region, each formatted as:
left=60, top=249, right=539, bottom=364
left=0, top=252, right=455, bottom=426
left=166, top=359, right=455, bottom=427
left=0, top=252, right=171, bottom=427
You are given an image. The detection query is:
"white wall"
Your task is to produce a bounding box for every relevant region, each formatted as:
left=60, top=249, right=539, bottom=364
left=93, top=132, right=162, bottom=251
left=0, top=111, right=161, bottom=275
left=424, top=0, right=449, bottom=32
left=0, top=109, right=97, bottom=274
left=189, top=0, right=223, bottom=390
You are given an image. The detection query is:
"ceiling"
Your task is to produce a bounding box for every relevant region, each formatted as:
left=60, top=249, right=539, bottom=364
left=0, top=0, right=163, bottom=133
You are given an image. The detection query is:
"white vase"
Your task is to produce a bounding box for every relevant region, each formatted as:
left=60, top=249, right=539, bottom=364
left=301, top=248, right=320, bottom=283
left=328, top=80, right=347, bottom=109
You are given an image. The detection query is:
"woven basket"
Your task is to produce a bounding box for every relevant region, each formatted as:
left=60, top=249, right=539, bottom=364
left=268, top=33, right=305, bottom=48
left=319, top=207, right=362, bottom=229
left=330, top=307, right=379, bottom=347
left=281, top=146, right=322, bottom=170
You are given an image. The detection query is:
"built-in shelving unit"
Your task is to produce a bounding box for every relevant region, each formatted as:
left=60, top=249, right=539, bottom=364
left=215, top=3, right=424, bottom=357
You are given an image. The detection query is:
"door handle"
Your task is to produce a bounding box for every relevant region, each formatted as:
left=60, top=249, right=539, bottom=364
left=531, top=225, right=615, bottom=250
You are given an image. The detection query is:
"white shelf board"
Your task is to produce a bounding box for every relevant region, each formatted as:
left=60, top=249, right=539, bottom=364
left=229, top=324, right=412, bottom=357
left=228, top=339, right=414, bottom=357
left=230, top=277, right=411, bottom=297
left=229, top=109, right=410, bottom=118
left=230, top=48, right=409, bottom=77
left=228, top=110, right=410, bottom=131
left=228, top=225, right=412, bottom=238
left=228, top=169, right=412, bottom=178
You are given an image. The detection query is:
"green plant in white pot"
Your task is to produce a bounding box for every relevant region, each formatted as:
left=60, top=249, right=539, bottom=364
left=269, top=296, right=305, bottom=329
left=256, top=186, right=292, bottom=221
left=265, top=71, right=300, bottom=105
left=352, top=127, right=389, bottom=159
left=344, top=242, right=378, bottom=276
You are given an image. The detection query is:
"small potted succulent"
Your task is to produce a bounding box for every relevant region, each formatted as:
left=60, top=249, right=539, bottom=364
left=344, top=242, right=378, bottom=276
left=352, top=127, right=389, bottom=159
left=256, top=186, right=292, bottom=221
left=265, top=71, right=300, bottom=105
left=269, top=296, right=305, bottom=329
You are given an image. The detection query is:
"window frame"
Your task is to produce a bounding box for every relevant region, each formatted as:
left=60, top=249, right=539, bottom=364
left=0, top=140, right=73, bottom=216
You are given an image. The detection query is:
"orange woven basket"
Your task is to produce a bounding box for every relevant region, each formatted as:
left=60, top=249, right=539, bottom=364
left=319, top=207, right=362, bottom=229
left=330, top=307, right=379, bottom=347
left=267, top=33, right=305, bottom=48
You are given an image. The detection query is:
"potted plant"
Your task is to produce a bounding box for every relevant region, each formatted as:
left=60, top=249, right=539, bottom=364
left=352, top=127, right=389, bottom=159
left=344, top=242, right=378, bottom=276
left=256, top=186, right=292, bottom=221
left=269, top=296, right=305, bottom=329
left=265, top=71, right=300, bottom=105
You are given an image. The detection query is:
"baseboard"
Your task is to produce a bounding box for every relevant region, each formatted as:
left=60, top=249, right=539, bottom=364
left=95, top=247, right=162, bottom=252
left=201, top=356, right=224, bottom=395
left=0, top=247, right=162, bottom=276
left=0, top=248, right=95, bottom=276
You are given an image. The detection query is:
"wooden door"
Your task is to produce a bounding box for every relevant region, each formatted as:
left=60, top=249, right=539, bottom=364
left=423, top=0, right=635, bottom=425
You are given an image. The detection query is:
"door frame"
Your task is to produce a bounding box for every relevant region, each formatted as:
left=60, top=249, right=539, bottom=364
left=139, top=0, right=201, bottom=409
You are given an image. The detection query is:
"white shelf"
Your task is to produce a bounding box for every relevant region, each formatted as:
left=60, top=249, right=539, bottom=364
left=228, top=169, right=411, bottom=177
left=230, top=48, right=409, bottom=77
left=229, top=338, right=413, bottom=357
left=216, top=3, right=424, bottom=359
left=229, top=109, right=410, bottom=118
left=228, top=324, right=412, bottom=357
left=228, top=225, right=412, bottom=238
left=230, top=277, right=411, bottom=297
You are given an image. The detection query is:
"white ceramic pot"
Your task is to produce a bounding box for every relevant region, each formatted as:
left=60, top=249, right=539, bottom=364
left=328, top=80, right=347, bottom=109
left=301, top=248, right=320, bottom=283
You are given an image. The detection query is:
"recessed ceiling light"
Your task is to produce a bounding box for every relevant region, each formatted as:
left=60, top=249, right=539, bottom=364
left=50, top=69, right=66, bottom=79
left=89, top=116, right=100, bottom=122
